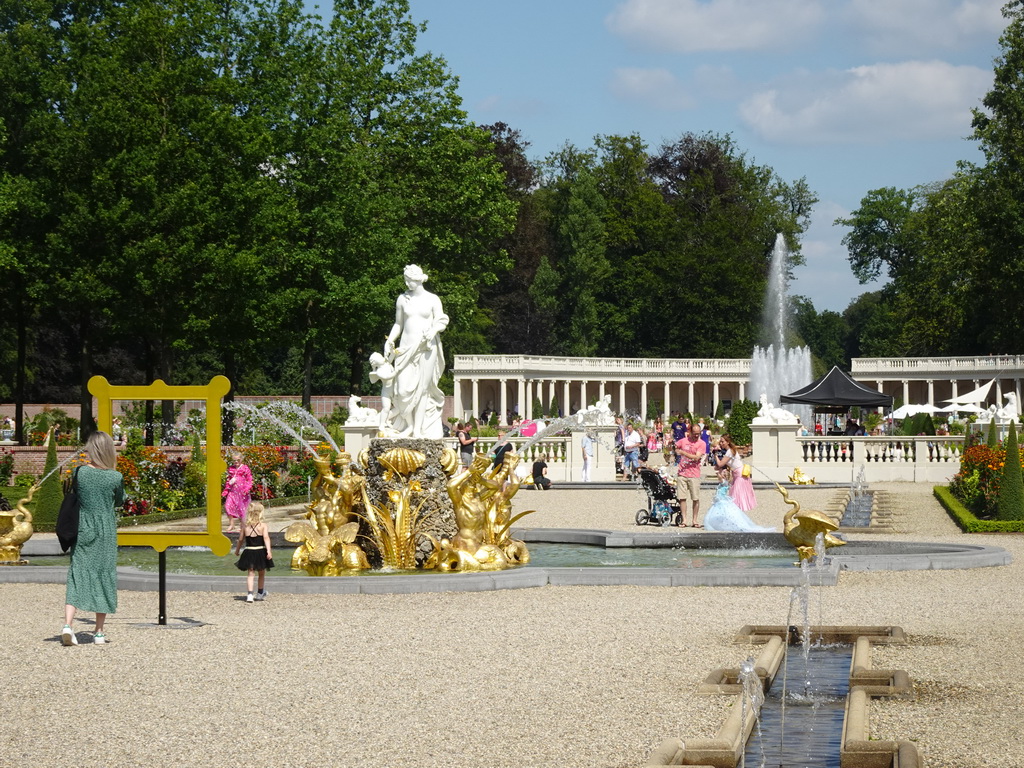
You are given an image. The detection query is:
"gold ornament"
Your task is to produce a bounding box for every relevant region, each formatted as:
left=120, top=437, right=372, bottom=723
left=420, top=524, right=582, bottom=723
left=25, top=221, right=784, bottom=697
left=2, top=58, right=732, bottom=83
left=0, top=485, right=35, bottom=565
left=775, top=483, right=846, bottom=562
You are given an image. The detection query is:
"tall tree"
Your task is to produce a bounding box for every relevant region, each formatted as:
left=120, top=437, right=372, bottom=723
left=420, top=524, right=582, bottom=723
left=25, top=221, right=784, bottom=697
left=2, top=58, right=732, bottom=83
left=529, top=168, right=610, bottom=356
left=968, top=1, right=1024, bottom=352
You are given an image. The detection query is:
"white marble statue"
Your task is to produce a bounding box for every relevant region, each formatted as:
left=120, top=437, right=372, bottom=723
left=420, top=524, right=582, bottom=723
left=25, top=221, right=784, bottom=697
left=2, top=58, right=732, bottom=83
left=575, top=394, right=615, bottom=426
left=977, top=393, right=1020, bottom=424
left=345, top=395, right=379, bottom=426
left=377, top=264, right=450, bottom=439
left=998, top=392, right=1019, bottom=422
left=752, top=392, right=799, bottom=425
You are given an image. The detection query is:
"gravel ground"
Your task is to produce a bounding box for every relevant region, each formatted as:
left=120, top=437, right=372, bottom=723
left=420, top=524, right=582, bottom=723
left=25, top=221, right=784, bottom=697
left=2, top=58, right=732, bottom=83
left=2, top=480, right=1022, bottom=768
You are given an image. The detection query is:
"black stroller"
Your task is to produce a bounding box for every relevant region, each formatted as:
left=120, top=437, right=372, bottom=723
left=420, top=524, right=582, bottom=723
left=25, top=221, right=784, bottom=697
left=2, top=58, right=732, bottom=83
left=635, top=467, right=682, bottom=526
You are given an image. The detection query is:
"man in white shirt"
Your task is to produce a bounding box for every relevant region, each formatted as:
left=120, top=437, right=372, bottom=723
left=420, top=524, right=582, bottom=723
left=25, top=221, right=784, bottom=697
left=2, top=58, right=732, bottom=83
left=622, top=423, right=643, bottom=481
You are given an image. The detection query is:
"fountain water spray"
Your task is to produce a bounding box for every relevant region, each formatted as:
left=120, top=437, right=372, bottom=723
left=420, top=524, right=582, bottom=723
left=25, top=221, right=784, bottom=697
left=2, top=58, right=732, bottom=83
left=748, top=234, right=812, bottom=426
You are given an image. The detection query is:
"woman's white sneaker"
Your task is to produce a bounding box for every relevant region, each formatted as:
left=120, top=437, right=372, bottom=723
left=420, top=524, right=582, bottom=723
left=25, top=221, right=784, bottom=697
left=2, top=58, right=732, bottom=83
left=61, top=625, right=78, bottom=646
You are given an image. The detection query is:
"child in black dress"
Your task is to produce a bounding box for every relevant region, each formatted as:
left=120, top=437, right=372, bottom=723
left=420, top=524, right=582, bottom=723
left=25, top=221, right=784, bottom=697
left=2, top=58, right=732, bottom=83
left=235, top=502, right=273, bottom=603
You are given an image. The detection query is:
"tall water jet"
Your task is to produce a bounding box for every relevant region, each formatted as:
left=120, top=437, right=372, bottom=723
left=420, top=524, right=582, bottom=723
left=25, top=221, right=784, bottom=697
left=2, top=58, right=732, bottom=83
left=749, top=234, right=813, bottom=426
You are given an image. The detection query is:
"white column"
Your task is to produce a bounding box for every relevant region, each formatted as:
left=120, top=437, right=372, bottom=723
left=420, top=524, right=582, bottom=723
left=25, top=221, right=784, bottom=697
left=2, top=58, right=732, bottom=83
left=713, top=380, right=720, bottom=414
left=453, top=375, right=464, bottom=422
left=499, top=379, right=508, bottom=426
left=640, top=381, right=648, bottom=423
left=563, top=380, right=570, bottom=417
left=599, top=380, right=606, bottom=404
left=471, top=378, right=480, bottom=421
left=663, top=381, right=671, bottom=424
left=525, top=380, right=533, bottom=420
left=902, top=380, right=909, bottom=405
left=927, top=379, right=934, bottom=405
left=687, top=381, right=694, bottom=414
left=997, top=378, right=1004, bottom=404
left=739, top=380, right=745, bottom=401
left=877, top=380, right=885, bottom=413
left=950, top=379, right=958, bottom=402
left=619, top=380, right=626, bottom=416
left=516, top=378, right=525, bottom=419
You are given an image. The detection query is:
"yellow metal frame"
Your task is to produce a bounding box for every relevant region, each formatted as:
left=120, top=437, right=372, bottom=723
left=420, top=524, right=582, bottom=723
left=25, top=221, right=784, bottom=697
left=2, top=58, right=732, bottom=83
left=88, top=375, right=233, bottom=555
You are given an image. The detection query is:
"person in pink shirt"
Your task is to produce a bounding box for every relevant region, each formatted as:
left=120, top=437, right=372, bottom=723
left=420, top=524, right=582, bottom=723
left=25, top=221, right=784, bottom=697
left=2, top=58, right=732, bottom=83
left=222, top=450, right=253, bottom=533
left=675, top=423, right=707, bottom=527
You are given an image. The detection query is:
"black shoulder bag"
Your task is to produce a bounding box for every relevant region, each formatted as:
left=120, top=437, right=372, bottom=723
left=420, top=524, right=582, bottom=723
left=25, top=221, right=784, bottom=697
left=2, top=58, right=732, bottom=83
left=56, top=467, right=80, bottom=553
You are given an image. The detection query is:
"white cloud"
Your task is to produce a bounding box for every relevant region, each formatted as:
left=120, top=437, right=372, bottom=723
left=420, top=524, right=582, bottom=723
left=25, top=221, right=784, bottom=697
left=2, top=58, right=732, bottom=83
left=842, top=0, right=1007, bottom=56
left=606, top=0, right=824, bottom=53
left=738, top=60, right=991, bottom=144
left=608, top=67, right=693, bottom=110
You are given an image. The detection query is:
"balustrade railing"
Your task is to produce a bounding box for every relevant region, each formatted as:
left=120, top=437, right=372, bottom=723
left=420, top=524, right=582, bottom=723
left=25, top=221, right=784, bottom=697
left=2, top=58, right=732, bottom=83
left=444, top=436, right=571, bottom=466
left=795, top=435, right=964, bottom=465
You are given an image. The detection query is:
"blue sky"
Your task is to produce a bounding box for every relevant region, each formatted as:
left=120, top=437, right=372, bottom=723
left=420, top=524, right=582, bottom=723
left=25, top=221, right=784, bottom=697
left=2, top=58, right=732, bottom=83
left=308, top=0, right=1009, bottom=314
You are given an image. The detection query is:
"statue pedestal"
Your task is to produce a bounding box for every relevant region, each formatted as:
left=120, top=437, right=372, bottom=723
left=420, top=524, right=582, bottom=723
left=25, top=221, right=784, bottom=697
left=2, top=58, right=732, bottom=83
left=751, top=423, right=804, bottom=473
left=342, top=425, right=380, bottom=458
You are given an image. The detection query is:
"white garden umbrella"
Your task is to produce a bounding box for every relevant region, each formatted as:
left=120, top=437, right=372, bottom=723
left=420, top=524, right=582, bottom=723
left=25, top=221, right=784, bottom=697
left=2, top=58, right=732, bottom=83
left=890, top=404, right=937, bottom=419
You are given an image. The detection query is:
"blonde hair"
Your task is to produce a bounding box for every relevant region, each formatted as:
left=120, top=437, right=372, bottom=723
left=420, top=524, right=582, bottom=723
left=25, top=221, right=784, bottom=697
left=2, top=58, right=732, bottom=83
left=245, top=502, right=265, bottom=526
left=85, top=431, right=117, bottom=470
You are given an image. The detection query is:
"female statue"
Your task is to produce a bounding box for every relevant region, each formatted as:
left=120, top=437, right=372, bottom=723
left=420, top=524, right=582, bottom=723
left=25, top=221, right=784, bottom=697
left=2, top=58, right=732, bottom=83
left=381, top=264, right=449, bottom=439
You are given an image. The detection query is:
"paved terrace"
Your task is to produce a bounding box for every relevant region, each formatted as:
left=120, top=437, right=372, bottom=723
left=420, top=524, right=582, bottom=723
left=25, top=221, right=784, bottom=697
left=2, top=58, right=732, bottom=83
left=1, top=482, right=1021, bottom=767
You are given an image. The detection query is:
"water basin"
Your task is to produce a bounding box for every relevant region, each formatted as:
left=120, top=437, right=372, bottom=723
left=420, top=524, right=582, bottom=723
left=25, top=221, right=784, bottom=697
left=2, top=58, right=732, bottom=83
left=27, top=542, right=798, bottom=575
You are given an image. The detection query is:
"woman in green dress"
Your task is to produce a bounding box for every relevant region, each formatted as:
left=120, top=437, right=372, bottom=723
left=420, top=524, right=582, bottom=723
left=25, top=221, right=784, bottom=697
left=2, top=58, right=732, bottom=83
left=62, top=431, right=124, bottom=646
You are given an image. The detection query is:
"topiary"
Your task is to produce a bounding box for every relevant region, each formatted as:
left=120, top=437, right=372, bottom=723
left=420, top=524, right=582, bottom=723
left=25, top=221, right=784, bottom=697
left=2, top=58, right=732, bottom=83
left=987, top=417, right=999, bottom=448
left=724, top=399, right=759, bottom=447
left=34, top=430, right=64, bottom=522
left=997, top=421, right=1024, bottom=521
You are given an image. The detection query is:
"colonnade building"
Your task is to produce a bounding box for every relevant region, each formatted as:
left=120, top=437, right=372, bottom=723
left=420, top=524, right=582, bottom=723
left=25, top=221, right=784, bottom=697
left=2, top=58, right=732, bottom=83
left=451, top=354, right=1024, bottom=423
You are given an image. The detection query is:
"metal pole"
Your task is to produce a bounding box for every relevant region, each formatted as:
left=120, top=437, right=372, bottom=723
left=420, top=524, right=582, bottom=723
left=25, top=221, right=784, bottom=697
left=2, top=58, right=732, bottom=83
left=158, top=549, right=167, bottom=626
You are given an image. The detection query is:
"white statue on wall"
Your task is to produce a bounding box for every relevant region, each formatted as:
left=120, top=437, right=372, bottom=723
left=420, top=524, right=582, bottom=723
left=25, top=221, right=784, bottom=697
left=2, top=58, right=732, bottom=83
left=345, top=395, right=379, bottom=426
left=575, top=394, right=615, bottom=426
left=376, top=264, right=449, bottom=439
left=752, top=392, right=799, bottom=425
left=998, top=392, right=1019, bottom=422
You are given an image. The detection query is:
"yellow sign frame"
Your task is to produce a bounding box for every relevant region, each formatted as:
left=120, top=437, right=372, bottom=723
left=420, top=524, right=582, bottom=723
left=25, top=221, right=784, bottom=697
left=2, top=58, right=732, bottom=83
left=88, top=375, right=233, bottom=555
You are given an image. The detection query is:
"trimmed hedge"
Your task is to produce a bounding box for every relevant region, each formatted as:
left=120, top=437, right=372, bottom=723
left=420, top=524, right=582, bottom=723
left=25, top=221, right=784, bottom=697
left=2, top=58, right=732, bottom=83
left=934, top=485, right=1024, bottom=533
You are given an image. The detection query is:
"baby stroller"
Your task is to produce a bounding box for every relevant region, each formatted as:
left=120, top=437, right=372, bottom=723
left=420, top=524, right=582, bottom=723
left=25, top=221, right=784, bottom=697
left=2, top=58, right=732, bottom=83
left=635, top=467, right=682, bottom=526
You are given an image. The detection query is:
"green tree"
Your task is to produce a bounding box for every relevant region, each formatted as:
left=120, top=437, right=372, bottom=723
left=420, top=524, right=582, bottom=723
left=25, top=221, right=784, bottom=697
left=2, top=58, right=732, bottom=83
left=997, top=420, right=1024, bottom=520
left=967, top=2, right=1024, bottom=352
left=724, top=399, right=759, bottom=446
left=988, top=417, right=999, bottom=448
left=530, top=165, right=610, bottom=356
left=35, top=431, right=63, bottom=521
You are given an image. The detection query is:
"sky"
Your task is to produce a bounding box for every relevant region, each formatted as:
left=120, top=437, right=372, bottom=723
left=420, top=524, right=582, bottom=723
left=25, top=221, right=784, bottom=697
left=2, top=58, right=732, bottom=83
left=308, top=0, right=1010, bottom=314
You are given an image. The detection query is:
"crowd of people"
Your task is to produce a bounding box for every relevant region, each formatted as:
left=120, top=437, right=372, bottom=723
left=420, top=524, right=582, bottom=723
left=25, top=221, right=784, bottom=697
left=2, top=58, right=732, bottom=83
left=608, top=413, right=768, bottom=531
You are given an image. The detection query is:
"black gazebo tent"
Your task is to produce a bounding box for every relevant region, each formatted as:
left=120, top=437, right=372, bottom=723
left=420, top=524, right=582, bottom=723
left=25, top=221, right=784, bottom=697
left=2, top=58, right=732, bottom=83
left=780, top=366, right=894, bottom=410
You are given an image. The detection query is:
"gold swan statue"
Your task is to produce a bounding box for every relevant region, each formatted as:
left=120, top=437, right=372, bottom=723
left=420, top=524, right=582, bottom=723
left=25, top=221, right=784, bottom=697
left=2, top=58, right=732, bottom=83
left=774, top=482, right=845, bottom=563
left=0, top=485, right=35, bottom=564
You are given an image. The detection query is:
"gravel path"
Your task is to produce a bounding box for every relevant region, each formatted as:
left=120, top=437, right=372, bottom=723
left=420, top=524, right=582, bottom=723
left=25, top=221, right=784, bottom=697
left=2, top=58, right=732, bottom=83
left=2, top=482, right=1021, bottom=768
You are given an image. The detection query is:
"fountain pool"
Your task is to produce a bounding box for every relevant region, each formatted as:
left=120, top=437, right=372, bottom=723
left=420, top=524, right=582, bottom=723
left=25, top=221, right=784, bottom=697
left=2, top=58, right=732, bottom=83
left=10, top=531, right=1010, bottom=593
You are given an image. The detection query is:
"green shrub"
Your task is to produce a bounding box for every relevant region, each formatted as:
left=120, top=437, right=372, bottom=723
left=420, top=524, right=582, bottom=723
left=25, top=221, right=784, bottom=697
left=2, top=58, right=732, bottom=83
left=935, top=485, right=1024, bottom=533
left=724, top=399, right=759, bottom=447
left=997, top=421, right=1024, bottom=521
left=34, top=434, right=63, bottom=521
left=14, top=473, right=36, bottom=488
left=987, top=418, right=999, bottom=448
left=0, top=448, right=13, bottom=486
